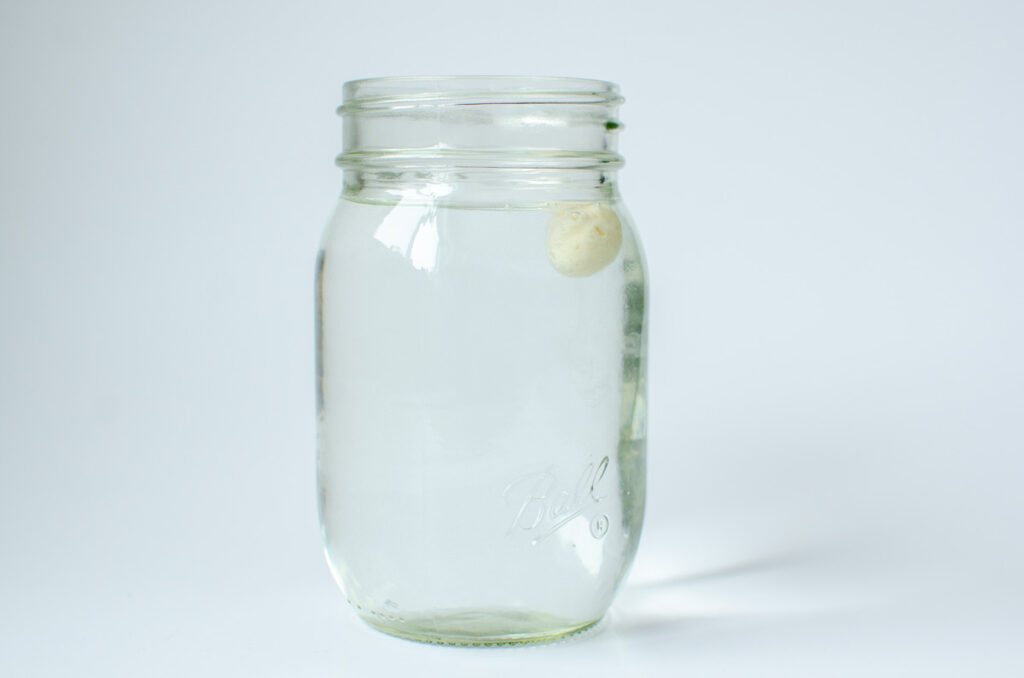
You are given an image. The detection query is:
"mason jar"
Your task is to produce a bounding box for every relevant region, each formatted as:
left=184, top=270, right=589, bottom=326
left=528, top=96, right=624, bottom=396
left=316, top=76, right=648, bottom=645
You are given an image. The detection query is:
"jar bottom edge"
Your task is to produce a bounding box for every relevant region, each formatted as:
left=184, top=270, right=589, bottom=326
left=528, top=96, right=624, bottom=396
left=358, top=609, right=604, bottom=647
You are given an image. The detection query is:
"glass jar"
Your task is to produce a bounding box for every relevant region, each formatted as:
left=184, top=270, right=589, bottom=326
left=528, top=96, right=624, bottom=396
left=316, top=76, right=648, bottom=645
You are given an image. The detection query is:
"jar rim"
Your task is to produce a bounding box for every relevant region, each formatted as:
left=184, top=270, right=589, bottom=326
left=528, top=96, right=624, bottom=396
left=340, top=75, right=622, bottom=114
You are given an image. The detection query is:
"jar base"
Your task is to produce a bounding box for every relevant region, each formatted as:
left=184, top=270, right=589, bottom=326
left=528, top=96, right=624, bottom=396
left=358, top=608, right=602, bottom=646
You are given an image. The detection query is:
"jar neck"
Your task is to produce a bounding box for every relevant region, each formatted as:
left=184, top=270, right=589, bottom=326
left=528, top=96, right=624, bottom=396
left=343, top=167, right=619, bottom=207
left=336, top=77, right=624, bottom=206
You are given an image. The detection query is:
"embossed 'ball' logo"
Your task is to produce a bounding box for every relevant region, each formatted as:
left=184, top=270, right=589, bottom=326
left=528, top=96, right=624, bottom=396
left=504, top=456, right=611, bottom=543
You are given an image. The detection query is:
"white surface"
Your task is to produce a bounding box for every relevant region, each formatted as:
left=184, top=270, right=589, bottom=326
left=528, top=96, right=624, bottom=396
left=2, top=0, right=1023, bottom=675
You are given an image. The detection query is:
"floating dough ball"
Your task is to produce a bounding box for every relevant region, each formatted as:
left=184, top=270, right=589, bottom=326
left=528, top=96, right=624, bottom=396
left=545, top=202, right=623, bottom=277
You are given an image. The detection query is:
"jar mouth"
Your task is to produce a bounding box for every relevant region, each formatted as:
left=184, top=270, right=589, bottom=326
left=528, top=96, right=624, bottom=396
left=337, top=76, right=624, bottom=173
left=339, top=75, right=623, bottom=114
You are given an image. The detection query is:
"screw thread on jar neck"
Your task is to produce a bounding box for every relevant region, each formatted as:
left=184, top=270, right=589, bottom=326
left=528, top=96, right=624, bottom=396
left=338, top=76, right=623, bottom=164
left=337, top=76, right=625, bottom=206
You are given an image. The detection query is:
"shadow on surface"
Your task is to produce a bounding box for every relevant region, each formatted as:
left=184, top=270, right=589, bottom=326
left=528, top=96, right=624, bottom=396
left=607, top=549, right=829, bottom=638
left=629, top=552, right=812, bottom=591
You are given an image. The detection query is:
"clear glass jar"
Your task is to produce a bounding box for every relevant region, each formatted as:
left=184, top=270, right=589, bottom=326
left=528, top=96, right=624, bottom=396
left=316, top=76, right=648, bottom=645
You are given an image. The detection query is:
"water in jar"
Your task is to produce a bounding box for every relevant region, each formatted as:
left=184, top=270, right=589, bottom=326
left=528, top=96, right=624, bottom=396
left=316, top=195, right=646, bottom=644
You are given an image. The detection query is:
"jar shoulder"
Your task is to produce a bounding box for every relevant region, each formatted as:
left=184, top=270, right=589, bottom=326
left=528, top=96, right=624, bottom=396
left=320, top=196, right=646, bottom=273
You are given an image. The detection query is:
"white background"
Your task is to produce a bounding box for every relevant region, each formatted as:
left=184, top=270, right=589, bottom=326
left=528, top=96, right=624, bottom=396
left=2, top=1, right=1022, bottom=675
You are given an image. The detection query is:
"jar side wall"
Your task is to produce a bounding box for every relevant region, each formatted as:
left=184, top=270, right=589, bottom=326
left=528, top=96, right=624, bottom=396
left=611, top=208, right=648, bottom=593
left=316, top=196, right=647, bottom=642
